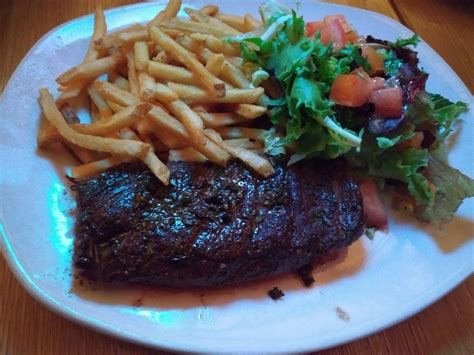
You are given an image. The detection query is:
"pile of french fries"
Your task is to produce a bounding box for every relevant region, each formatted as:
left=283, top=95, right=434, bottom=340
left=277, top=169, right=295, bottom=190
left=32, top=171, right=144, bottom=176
left=37, top=0, right=277, bottom=185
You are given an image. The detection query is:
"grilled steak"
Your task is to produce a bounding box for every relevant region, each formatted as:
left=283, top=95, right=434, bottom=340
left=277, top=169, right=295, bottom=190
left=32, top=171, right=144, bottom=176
left=72, top=160, right=364, bottom=287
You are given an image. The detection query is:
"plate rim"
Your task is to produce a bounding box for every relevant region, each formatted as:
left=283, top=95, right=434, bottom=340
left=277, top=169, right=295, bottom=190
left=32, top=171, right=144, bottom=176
left=0, top=1, right=473, bottom=352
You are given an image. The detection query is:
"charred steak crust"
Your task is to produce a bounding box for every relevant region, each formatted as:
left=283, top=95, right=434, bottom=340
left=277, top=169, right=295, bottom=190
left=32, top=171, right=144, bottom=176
left=72, top=160, right=364, bottom=287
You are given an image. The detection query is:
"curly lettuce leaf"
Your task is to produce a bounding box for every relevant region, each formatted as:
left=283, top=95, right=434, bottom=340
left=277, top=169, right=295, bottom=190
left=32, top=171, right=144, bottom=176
left=394, top=33, right=420, bottom=47
left=417, top=154, right=474, bottom=222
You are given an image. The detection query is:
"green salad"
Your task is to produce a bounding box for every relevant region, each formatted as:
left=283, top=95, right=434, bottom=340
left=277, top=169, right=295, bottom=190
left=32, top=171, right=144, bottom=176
left=233, top=0, right=473, bottom=223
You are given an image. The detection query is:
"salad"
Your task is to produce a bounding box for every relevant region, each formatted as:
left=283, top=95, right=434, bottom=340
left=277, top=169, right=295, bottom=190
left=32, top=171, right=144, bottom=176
left=235, top=1, right=473, bottom=224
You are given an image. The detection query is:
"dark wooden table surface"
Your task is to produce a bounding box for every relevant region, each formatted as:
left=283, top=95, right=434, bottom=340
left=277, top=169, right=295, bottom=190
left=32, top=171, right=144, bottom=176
left=1, top=0, right=473, bottom=354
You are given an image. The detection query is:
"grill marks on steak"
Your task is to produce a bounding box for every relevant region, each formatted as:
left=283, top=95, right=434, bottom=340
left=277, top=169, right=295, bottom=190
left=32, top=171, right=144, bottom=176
left=72, top=160, right=363, bottom=287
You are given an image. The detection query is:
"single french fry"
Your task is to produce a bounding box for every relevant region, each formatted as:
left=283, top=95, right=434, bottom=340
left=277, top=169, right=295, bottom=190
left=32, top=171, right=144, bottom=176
left=205, top=128, right=274, bottom=177
left=162, top=18, right=236, bottom=37
left=56, top=53, right=125, bottom=86
left=148, top=60, right=198, bottom=85
left=119, top=30, right=149, bottom=45
left=149, top=0, right=182, bottom=27
left=215, top=13, right=247, bottom=32
left=110, top=75, right=130, bottom=91
left=147, top=106, right=230, bottom=166
left=63, top=141, right=107, bottom=163
left=168, top=99, right=206, bottom=146
left=134, top=41, right=149, bottom=72
left=90, top=101, right=101, bottom=122
left=199, top=4, right=219, bottom=16
left=235, top=104, right=267, bottom=119
left=167, top=82, right=264, bottom=104
left=106, top=100, right=126, bottom=113
left=220, top=61, right=250, bottom=88
left=87, top=84, right=113, bottom=119
left=138, top=72, right=157, bottom=102
left=39, top=88, right=149, bottom=157
left=135, top=116, right=158, bottom=136
left=224, top=138, right=262, bottom=150
left=189, top=33, right=240, bottom=56
left=243, top=13, right=262, bottom=32
left=184, top=7, right=241, bottom=35
left=71, top=156, right=128, bottom=178
left=119, top=127, right=140, bottom=140
left=168, top=147, right=208, bottom=163
left=138, top=72, right=179, bottom=103
left=149, top=26, right=226, bottom=97
left=94, top=80, right=140, bottom=106
left=143, top=150, right=170, bottom=185
left=39, top=102, right=152, bottom=145
left=175, top=36, right=248, bottom=89
left=126, top=52, right=140, bottom=96
left=74, top=102, right=152, bottom=135
left=205, top=53, right=225, bottom=76
left=94, top=24, right=145, bottom=49
left=152, top=50, right=170, bottom=63
left=194, top=109, right=248, bottom=128
left=216, top=126, right=266, bottom=141
left=154, top=128, right=187, bottom=149
left=224, top=56, right=244, bottom=69
left=56, top=80, right=89, bottom=105
left=84, top=5, right=107, bottom=62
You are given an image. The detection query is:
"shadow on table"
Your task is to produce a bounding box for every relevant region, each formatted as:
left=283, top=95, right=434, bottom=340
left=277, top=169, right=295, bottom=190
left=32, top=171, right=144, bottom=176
left=71, top=239, right=367, bottom=310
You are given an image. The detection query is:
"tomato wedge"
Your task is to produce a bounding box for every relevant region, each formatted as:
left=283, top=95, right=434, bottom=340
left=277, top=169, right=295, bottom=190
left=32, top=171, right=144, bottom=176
left=370, top=88, right=403, bottom=118
left=306, top=21, right=325, bottom=37
left=359, top=179, right=388, bottom=230
left=362, top=46, right=385, bottom=75
left=320, top=19, right=346, bottom=50
left=330, top=74, right=371, bottom=107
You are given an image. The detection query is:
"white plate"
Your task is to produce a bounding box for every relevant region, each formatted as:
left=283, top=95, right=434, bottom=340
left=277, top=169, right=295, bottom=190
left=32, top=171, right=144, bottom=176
left=0, top=0, right=473, bottom=352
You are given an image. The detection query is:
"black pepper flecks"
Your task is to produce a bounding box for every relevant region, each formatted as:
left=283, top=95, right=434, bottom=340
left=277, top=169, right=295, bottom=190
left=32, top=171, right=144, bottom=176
left=268, top=287, right=285, bottom=300
left=296, top=263, right=315, bottom=287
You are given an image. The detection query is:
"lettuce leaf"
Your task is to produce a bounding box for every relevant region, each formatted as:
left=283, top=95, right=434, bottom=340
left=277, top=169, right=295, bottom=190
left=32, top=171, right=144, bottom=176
left=417, top=154, right=474, bottom=222
left=395, top=33, right=420, bottom=47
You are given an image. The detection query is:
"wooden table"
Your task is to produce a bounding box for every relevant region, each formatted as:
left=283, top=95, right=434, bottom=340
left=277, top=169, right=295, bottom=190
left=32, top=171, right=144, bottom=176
left=1, top=0, right=473, bottom=353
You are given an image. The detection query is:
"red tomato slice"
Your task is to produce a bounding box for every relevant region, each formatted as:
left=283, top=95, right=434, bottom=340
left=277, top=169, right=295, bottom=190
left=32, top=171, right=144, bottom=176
left=362, top=46, right=385, bottom=75
left=370, top=88, right=403, bottom=118
left=306, top=21, right=325, bottom=37
left=330, top=74, right=372, bottom=107
left=320, top=19, right=346, bottom=50
left=359, top=179, right=388, bottom=230
left=369, top=77, right=385, bottom=91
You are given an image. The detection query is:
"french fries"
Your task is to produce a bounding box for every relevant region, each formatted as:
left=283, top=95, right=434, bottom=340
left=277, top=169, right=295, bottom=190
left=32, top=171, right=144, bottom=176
left=168, top=100, right=206, bottom=146
left=243, top=13, right=262, bottom=32
left=71, top=156, right=129, bottom=178
left=205, top=129, right=274, bottom=177
left=199, top=5, right=219, bottom=16
left=167, top=82, right=264, bottom=104
left=184, top=7, right=241, bottom=35
left=214, top=13, right=247, bottom=32
left=169, top=147, right=208, bottom=163
left=162, top=18, right=237, bottom=37
left=39, top=1, right=276, bottom=185
left=39, top=89, right=149, bottom=157
left=147, top=106, right=230, bottom=166
left=94, top=80, right=140, bottom=106
left=134, top=41, right=150, bottom=71
left=205, top=53, right=225, bottom=76
left=189, top=33, right=240, bottom=56
left=149, top=26, right=226, bottom=97
left=83, top=6, right=107, bottom=62
left=56, top=53, right=125, bottom=86
left=149, top=0, right=182, bottom=27
left=148, top=61, right=198, bottom=85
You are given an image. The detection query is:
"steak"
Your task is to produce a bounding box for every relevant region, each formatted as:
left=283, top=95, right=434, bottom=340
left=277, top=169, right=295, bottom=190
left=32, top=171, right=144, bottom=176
left=72, top=160, right=364, bottom=287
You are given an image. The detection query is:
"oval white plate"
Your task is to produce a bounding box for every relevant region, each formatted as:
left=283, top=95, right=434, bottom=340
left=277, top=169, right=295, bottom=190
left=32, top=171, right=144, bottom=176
left=0, top=0, right=473, bottom=352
